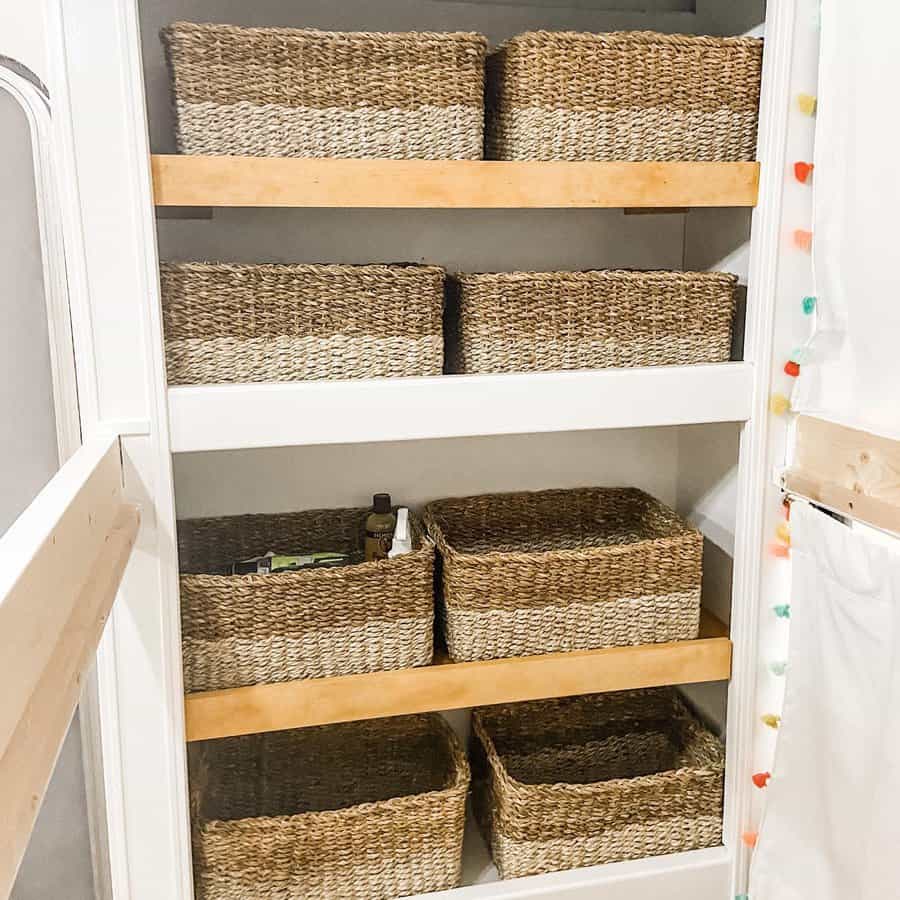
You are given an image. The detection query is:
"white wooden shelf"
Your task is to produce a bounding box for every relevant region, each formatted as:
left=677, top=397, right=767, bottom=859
left=151, top=155, right=759, bottom=209
left=410, top=824, right=730, bottom=900
left=168, top=362, right=753, bottom=453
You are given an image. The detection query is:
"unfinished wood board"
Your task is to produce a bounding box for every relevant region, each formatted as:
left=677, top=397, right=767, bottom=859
left=783, top=415, right=900, bottom=533
left=0, top=504, right=139, bottom=897
left=0, top=435, right=124, bottom=760
left=151, top=156, right=760, bottom=209
left=184, top=610, right=731, bottom=741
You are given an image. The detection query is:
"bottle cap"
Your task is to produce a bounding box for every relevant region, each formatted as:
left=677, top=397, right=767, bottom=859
left=373, top=493, right=392, bottom=514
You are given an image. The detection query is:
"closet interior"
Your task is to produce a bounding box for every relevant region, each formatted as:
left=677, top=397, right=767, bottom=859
left=135, top=0, right=769, bottom=896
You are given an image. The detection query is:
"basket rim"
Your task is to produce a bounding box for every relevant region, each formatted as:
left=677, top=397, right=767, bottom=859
left=491, top=29, right=763, bottom=53
left=177, top=507, right=435, bottom=580
left=423, top=487, right=701, bottom=565
left=160, top=260, right=447, bottom=278
left=162, top=21, right=488, bottom=46
left=178, top=516, right=436, bottom=587
left=179, top=538, right=435, bottom=584
left=195, top=714, right=470, bottom=832
left=450, top=268, right=738, bottom=284
left=472, top=691, right=725, bottom=797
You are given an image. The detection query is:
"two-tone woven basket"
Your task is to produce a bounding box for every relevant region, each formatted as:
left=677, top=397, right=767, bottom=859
left=486, top=31, right=763, bottom=161
left=161, top=22, right=488, bottom=159
left=177, top=507, right=434, bottom=692
left=424, top=487, right=702, bottom=663
left=445, top=270, right=737, bottom=374
left=189, top=714, right=470, bottom=900
left=471, top=689, right=725, bottom=879
left=160, top=262, right=445, bottom=385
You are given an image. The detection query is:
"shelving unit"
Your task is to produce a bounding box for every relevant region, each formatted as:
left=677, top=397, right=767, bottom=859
left=47, top=0, right=798, bottom=898
left=168, top=363, right=753, bottom=452
left=185, top=610, right=731, bottom=741
left=151, top=155, right=760, bottom=209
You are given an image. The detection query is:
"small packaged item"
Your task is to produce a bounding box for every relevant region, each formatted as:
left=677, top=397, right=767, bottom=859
left=230, top=550, right=351, bottom=575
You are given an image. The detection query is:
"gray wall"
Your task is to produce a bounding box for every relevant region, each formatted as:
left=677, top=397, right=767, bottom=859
left=0, top=83, right=95, bottom=900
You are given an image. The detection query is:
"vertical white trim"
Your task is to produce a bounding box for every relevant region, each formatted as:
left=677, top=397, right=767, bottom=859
left=725, top=0, right=797, bottom=896
left=44, top=1, right=192, bottom=898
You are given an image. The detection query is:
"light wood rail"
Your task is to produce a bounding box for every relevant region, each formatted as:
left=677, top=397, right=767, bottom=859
left=184, top=610, right=731, bottom=742
left=151, top=155, right=760, bottom=209
left=0, top=436, right=138, bottom=895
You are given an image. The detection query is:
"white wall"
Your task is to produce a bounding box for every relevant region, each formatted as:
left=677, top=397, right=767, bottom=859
left=0, top=5, right=47, bottom=79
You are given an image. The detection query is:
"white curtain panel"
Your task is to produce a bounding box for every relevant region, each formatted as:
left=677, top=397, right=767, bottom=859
left=749, top=502, right=900, bottom=899
left=792, top=0, right=900, bottom=438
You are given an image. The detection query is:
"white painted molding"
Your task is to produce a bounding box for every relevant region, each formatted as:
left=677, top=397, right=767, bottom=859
left=724, top=0, right=798, bottom=896
left=45, top=1, right=192, bottom=900
left=0, top=60, right=80, bottom=464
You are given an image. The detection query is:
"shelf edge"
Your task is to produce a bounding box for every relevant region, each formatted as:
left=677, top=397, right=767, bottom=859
left=151, top=156, right=760, bottom=209
left=184, top=612, right=732, bottom=742
left=168, top=363, right=755, bottom=453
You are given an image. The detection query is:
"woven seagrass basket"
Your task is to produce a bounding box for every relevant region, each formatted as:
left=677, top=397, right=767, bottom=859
left=160, top=262, right=445, bottom=385
left=486, top=31, right=763, bottom=161
left=471, top=689, right=725, bottom=879
left=177, top=507, right=434, bottom=692
left=445, top=270, right=737, bottom=375
left=189, top=714, right=470, bottom=900
left=161, top=22, right=488, bottom=159
left=424, top=487, right=702, bottom=663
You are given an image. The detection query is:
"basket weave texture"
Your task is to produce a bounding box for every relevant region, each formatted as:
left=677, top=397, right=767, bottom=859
left=486, top=31, right=763, bottom=161
left=446, top=270, right=737, bottom=375
left=471, top=689, right=725, bottom=879
left=190, top=714, right=470, bottom=900
left=424, top=487, right=702, bottom=663
left=161, top=22, right=488, bottom=159
left=160, top=262, right=445, bottom=385
left=178, top=507, right=435, bottom=692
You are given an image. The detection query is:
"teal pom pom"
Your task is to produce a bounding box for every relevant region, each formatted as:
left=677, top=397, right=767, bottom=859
left=770, top=660, right=788, bottom=676
left=736, top=895, right=750, bottom=900
left=802, top=295, right=817, bottom=314
left=789, top=346, right=809, bottom=364
left=773, top=603, right=792, bottom=619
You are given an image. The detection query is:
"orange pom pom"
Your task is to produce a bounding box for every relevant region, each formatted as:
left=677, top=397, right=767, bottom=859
left=770, top=543, right=791, bottom=559
left=752, top=772, right=772, bottom=789
left=742, top=830, right=759, bottom=848
left=784, top=360, right=800, bottom=377
left=793, top=229, right=813, bottom=252
left=794, top=161, right=814, bottom=183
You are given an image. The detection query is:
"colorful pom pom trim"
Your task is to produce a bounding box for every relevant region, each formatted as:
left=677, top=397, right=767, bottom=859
left=797, top=93, right=818, bottom=116
left=793, top=229, right=813, bottom=252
